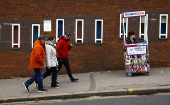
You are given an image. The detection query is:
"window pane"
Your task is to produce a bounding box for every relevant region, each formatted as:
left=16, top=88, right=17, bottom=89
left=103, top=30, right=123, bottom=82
left=33, top=26, right=38, bottom=44
left=14, top=26, right=18, bottom=43
left=77, top=21, right=82, bottom=39
left=121, top=23, right=126, bottom=33
left=141, top=16, right=145, bottom=23
left=96, top=40, right=101, bottom=43
left=161, top=16, right=166, bottom=23
left=58, top=21, right=63, bottom=38
left=141, top=23, right=144, bottom=34
left=97, top=21, right=101, bottom=39
left=77, top=40, right=82, bottom=43
left=14, top=45, right=18, bottom=47
left=161, top=35, right=166, bottom=38
left=161, top=23, right=166, bottom=34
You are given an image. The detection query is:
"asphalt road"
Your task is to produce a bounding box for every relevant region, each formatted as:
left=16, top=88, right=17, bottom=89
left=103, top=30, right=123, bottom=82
left=2, top=93, right=170, bottom=105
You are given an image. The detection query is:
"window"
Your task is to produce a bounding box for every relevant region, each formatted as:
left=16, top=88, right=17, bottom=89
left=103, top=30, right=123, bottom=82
left=12, top=24, right=20, bottom=48
left=95, top=19, right=103, bottom=43
left=56, top=19, right=64, bottom=42
left=139, top=14, right=148, bottom=38
left=159, top=14, right=168, bottom=38
left=76, top=19, right=84, bottom=43
left=32, top=24, right=40, bottom=48
left=120, top=14, right=128, bottom=38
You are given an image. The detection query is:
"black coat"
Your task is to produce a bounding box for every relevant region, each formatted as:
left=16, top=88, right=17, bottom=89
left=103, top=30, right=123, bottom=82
left=126, top=37, right=137, bottom=44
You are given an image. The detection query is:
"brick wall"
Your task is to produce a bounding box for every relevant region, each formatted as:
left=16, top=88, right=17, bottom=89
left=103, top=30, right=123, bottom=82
left=0, top=0, right=170, bottom=78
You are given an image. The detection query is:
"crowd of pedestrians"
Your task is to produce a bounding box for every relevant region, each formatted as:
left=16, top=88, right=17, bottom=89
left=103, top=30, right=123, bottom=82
left=23, top=32, right=78, bottom=92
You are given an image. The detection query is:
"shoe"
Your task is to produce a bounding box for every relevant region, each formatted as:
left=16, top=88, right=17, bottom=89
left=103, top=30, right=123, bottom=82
left=71, top=78, right=78, bottom=82
left=23, top=82, right=29, bottom=91
left=51, top=85, right=59, bottom=88
left=34, top=81, right=38, bottom=88
left=37, top=89, right=47, bottom=93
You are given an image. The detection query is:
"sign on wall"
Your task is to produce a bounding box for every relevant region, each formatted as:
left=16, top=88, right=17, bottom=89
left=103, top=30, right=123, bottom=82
left=123, top=10, right=146, bottom=18
left=44, top=20, right=51, bottom=32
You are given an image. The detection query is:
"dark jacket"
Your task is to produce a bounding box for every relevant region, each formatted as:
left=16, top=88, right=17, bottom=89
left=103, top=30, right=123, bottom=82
left=126, top=37, right=137, bottom=44
left=56, top=35, right=72, bottom=59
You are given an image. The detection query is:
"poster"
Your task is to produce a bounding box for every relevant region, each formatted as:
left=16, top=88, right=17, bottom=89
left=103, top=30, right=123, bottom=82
left=44, top=20, right=51, bottom=32
left=125, top=45, right=150, bottom=73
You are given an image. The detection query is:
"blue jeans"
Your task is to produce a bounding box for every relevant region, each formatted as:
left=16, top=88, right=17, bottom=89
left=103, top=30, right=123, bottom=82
left=25, top=68, right=44, bottom=91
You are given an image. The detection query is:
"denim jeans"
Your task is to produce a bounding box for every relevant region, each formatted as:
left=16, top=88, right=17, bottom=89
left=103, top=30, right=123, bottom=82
left=25, top=68, right=44, bottom=91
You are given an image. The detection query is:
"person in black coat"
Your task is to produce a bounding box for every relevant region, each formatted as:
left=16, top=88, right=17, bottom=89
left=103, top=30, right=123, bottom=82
left=126, top=31, right=137, bottom=44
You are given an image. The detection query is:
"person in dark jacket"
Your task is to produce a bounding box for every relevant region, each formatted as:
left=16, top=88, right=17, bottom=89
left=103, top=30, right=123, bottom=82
left=126, top=31, right=137, bottom=44
left=56, top=32, right=78, bottom=82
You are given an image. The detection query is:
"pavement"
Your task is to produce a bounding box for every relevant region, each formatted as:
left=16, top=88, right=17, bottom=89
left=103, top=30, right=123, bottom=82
left=0, top=67, right=170, bottom=103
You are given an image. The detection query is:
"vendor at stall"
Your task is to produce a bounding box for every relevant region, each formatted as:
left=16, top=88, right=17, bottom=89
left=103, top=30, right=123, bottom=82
left=126, top=31, right=137, bottom=44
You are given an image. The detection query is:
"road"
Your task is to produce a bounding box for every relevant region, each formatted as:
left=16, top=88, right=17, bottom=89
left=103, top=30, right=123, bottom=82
left=2, top=93, right=170, bottom=105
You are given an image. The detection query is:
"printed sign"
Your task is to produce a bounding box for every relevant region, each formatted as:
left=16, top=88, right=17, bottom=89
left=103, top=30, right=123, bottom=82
left=127, top=46, right=146, bottom=55
left=123, top=11, right=146, bottom=18
left=44, top=20, right=51, bottom=32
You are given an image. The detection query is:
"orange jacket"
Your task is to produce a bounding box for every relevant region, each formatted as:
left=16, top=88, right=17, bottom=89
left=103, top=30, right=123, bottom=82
left=29, top=39, right=45, bottom=69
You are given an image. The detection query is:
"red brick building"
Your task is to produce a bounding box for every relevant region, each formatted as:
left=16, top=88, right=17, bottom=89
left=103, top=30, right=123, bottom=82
left=0, top=0, right=170, bottom=78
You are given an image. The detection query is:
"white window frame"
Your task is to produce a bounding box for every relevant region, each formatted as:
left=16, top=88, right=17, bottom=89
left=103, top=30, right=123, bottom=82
left=56, top=19, right=64, bottom=42
left=159, top=14, right=168, bottom=38
left=95, top=19, right=103, bottom=43
left=12, top=24, right=20, bottom=48
left=75, top=19, right=84, bottom=43
left=120, top=14, right=128, bottom=38
left=32, top=24, right=40, bottom=48
left=139, top=14, right=148, bottom=38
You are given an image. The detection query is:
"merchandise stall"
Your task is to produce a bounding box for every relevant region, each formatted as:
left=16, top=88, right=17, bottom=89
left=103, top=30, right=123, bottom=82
left=122, top=11, right=150, bottom=77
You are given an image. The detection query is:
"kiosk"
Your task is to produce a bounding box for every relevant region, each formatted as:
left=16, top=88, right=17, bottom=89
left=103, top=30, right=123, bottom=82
left=122, top=11, right=150, bottom=77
